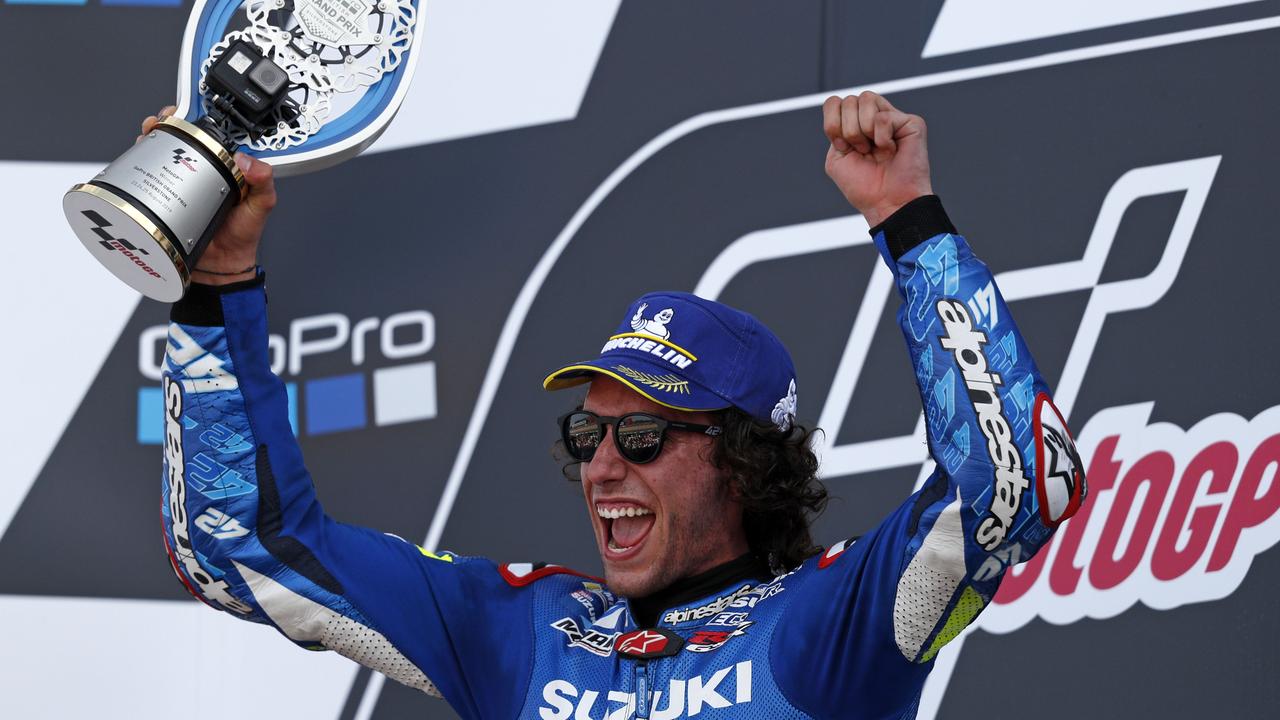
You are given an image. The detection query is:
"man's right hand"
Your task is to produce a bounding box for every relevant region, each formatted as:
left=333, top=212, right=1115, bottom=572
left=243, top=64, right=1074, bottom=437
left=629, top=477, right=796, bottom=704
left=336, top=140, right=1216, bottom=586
left=140, top=106, right=277, bottom=285
left=822, top=92, right=932, bottom=228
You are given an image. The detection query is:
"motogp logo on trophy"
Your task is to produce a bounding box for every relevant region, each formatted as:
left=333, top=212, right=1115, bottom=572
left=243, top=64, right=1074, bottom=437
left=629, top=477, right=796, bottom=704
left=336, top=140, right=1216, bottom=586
left=171, top=148, right=198, bottom=172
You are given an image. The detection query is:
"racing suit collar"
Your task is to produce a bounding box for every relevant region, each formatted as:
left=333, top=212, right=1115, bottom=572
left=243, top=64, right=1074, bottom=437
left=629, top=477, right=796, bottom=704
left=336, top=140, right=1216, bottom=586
left=628, top=553, right=772, bottom=628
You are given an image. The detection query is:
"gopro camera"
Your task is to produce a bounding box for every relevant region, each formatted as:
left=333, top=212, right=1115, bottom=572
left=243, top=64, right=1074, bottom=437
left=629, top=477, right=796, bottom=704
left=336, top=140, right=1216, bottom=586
left=204, top=40, right=291, bottom=130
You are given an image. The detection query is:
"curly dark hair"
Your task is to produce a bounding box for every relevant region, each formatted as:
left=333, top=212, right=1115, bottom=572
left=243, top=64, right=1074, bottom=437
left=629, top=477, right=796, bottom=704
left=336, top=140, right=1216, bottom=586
left=710, top=408, right=827, bottom=573
left=553, top=406, right=828, bottom=574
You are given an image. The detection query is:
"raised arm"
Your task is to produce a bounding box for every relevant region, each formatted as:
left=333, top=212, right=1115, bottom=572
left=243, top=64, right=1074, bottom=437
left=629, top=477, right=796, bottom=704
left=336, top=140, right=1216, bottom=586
left=774, top=93, right=1087, bottom=716
left=823, top=92, right=1087, bottom=630
left=148, top=109, right=532, bottom=719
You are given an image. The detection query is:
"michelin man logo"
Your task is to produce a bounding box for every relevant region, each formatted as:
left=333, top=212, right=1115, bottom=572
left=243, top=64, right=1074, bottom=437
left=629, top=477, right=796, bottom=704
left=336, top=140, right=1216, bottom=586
left=630, top=303, right=675, bottom=340
left=771, top=378, right=797, bottom=432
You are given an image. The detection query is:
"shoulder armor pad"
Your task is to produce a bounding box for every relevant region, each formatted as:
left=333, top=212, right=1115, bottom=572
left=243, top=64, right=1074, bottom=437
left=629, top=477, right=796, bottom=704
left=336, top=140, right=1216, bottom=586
left=818, top=536, right=860, bottom=569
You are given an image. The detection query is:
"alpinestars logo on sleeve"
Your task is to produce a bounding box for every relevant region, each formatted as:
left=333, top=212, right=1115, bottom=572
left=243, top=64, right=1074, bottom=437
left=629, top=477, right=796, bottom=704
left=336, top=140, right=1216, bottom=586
left=935, top=297, right=1031, bottom=551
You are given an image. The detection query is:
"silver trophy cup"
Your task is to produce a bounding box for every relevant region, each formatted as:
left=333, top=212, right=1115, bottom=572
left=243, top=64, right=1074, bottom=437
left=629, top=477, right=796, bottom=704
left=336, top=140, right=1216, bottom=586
left=63, top=0, right=423, bottom=301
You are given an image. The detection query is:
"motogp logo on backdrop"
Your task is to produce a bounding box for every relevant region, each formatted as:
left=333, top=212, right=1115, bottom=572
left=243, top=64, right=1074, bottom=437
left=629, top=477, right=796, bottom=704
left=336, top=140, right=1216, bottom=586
left=983, top=401, right=1280, bottom=631
left=926, top=155, right=1280, bottom=634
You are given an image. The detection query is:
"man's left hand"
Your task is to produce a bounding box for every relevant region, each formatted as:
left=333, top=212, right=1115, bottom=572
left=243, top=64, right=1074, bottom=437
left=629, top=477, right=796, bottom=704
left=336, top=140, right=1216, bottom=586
left=822, top=92, right=933, bottom=227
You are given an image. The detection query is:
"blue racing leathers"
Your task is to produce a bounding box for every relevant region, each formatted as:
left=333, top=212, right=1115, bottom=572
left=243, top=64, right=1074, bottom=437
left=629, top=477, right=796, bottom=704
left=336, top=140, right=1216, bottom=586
left=159, top=196, right=1086, bottom=719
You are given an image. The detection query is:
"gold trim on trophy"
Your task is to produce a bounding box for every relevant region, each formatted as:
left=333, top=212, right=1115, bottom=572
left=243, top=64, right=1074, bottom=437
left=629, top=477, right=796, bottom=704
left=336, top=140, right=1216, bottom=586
left=159, top=116, right=248, bottom=197
left=69, top=183, right=191, bottom=286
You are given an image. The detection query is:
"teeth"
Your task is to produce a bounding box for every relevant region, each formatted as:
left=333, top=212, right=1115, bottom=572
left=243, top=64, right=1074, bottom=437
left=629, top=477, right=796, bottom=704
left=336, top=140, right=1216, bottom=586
left=596, top=505, right=653, bottom=520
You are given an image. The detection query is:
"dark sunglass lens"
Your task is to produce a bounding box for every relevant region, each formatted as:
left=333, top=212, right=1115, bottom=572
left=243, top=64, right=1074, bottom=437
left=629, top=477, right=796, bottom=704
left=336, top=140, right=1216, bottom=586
left=565, top=413, right=603, bottom=460
left=617, top=415, right=663, bottom=462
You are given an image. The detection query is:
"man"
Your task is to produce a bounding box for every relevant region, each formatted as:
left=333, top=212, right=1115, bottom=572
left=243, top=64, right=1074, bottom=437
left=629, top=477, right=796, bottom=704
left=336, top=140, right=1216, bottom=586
left=157, top=92, right=1086, bottom=719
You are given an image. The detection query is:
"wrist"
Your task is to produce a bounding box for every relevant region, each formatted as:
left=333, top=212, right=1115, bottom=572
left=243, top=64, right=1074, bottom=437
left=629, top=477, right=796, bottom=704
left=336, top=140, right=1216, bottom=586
left=193, top=250, right=258, bottom=285
left=191, top=264, right=258, bottom=286
left=172, top=271, right=265, bottom=323
left=858, top=187, right=934, bottom=228
left=859, top=204, right=899, bottom=229
left=867, top=194, right=956, bottom=262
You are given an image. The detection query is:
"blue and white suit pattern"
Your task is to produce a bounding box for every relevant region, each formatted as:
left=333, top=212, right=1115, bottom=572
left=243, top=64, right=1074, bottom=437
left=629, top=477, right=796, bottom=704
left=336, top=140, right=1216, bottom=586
left=159, top=197, right=1085, bottom=719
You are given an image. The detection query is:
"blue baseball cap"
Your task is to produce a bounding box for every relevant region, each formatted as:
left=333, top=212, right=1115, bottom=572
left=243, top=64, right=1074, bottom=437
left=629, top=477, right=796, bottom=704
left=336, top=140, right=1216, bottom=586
left=543, top=291, right=799, bottom=431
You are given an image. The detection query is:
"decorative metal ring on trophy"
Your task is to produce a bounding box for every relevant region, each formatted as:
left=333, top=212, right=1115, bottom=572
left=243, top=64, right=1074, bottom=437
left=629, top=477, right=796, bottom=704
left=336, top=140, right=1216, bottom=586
left=62, top=0, right=423, bottom=302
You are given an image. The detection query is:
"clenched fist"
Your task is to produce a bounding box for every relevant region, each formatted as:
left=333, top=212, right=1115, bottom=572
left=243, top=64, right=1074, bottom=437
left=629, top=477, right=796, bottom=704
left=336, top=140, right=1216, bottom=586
left=822, top=92, right=932, bottom=227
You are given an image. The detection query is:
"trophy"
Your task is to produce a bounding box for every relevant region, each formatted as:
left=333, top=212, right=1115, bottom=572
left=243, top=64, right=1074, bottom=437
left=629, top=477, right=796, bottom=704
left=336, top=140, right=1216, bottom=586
left=62, top=0, right=423, bottom=301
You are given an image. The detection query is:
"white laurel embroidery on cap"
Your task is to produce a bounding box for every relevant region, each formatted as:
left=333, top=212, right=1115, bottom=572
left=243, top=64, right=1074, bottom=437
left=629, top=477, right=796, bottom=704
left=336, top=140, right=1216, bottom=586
left=771, top=378, right=798, bottom=432
left=630, top=302, right=674, bottom=340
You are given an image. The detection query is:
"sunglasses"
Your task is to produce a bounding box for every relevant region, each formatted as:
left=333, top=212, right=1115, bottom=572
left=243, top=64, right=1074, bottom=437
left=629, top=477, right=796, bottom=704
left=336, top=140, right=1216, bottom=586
left=558, top=410, right=723, bottom=465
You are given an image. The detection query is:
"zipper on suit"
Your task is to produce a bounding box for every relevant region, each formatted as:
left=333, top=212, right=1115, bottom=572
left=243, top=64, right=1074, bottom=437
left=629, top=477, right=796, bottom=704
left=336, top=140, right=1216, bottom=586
left=634, top=660, right=651, bottom=719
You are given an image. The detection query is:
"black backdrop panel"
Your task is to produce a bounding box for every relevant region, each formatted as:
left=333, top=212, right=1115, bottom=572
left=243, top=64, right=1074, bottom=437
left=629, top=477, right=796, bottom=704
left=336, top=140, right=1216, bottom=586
left=1, top=1, right=1277, bottom=718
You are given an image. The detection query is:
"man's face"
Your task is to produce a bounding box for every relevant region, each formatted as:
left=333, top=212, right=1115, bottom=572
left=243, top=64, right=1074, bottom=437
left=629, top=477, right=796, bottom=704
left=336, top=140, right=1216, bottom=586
left=580, top=377, right=748, bottom=598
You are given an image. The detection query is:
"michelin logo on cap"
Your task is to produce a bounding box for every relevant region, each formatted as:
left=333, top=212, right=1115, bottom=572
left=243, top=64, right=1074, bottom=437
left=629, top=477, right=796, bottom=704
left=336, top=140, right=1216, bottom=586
left=630, top=303, right=673, bottom=340
left=599, top=304, right=696, bottom=370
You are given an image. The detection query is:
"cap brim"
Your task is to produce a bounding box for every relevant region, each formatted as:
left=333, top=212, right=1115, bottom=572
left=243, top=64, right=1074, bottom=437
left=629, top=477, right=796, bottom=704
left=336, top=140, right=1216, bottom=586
left=543, top=358, right=730, bottom=413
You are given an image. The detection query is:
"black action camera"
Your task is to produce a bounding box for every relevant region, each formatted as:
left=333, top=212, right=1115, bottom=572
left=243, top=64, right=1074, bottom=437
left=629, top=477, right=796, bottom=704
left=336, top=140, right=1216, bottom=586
left=202, top=40, right=292, bottom=142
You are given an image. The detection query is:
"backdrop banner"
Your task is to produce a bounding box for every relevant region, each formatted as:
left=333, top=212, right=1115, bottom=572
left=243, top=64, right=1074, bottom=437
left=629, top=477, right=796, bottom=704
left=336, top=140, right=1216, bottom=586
left=1, top=1, right=1277, bottom=718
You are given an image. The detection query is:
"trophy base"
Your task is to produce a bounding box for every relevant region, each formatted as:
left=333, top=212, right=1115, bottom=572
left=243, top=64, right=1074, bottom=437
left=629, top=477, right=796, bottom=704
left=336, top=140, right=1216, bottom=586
left=64, top=183, right=191, bottom=302
left=63, top=116, right=244, bottom=302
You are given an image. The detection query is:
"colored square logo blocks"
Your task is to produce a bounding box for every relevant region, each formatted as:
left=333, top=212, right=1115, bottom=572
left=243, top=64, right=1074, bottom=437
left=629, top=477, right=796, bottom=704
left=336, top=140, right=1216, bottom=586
left=305, top=373, right=367, bottom=435
left=373, top=362, right=438, bottom=426
left=138, top=361, right=437, bottom=443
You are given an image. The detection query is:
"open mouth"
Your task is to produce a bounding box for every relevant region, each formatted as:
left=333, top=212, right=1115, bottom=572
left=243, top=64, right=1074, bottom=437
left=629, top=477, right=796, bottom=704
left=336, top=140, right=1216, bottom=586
left=596, top=503, right=655, bottom=558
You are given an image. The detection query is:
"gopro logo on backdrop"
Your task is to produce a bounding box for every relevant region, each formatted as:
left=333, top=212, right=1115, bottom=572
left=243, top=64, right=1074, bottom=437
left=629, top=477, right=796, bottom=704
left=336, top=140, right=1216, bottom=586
left=135, top=310, right=438, bottom=443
